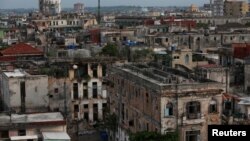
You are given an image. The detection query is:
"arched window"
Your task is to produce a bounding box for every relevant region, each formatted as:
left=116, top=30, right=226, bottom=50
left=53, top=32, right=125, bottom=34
left=209, top=100, right=217, bottom=113
left=185, top=54, right=189, bottom=65
left=164, top=102, right=173, bottom=117
left=186, top=101, right=201, bottom=119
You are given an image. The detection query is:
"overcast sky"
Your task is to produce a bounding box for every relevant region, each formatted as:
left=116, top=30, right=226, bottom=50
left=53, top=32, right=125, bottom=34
left=0, top=0, right=208, bottom=9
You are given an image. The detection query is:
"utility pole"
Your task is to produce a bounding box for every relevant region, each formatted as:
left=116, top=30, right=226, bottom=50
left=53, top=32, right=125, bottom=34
left=64, top=80, right=67, bottom=119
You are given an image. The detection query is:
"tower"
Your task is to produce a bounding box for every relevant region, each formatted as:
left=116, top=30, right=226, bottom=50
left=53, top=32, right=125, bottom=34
left=39, top=0, right=61, bottom=15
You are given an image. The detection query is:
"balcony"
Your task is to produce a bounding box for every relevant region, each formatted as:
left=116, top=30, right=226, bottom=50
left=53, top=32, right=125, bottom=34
left=182, top=113, right=205, bottom=125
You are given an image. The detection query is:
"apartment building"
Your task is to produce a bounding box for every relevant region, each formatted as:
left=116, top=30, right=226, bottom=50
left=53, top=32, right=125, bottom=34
left=213, top=0, right=224, bottom=17
left=107, top=63, right=225, bottom=141
left=47, top=58, right=119, bottom=128
left=224, top=0, right=249, bottom=17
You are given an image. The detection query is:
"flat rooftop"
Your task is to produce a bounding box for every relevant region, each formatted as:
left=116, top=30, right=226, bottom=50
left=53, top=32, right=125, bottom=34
left=111, top=63, right=224, bottom=92
left=0, top=112, right=64, bottom=124
left=3, top=69, right=27, bottom=77
left=42, top=132, right=70, bottom=140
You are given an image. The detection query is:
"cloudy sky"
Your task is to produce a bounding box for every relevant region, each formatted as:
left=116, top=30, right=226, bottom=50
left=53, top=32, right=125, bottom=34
left=0, top=0, right=208, bottom=9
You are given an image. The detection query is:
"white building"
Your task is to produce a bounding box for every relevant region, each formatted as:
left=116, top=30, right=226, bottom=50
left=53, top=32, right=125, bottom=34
left=39, top=0, right=61, bottom=15
left=0, top=69, right=49, bottom=113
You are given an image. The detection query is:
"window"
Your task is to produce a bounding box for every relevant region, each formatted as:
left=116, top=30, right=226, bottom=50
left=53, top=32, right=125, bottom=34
left=92, top=82, right=98, bottom=98
left=74, top=105, right=79, bottom=112
left=93, top=104, right=98, bottom=111
left=83, top=82, right=88, bottom=86
left=20, top=81, right=26, bottom=113
left=166, top=38, right=169, bottom=42
left=186, top=130, right=200, bottom=141
left=54, top=88, right=58, bottom=93
left=186, top=101, right=201, bottom=119
left=214, top=37, right=216, bottom=41
left=18, top=130, right=26, bottom=136
left=164, top=103, right=173, bottom=117
left=103, top=103, right=107, bottom=109
left=146, top=93, right=149, bottom=103
left=185, top=54, right=189, bottom=65
left=84, top=104, right=88, bottom=109
left=102, top=65, right=107, bottom=77
left=174, top=56, right=179, bottom=59
left=84, top=112, right=89, bottom=121
left=83, top=89, right=88, bottom=98
left=73, top=83, right=79, bottom=99
left=93, top=113, right=98, bottom=121
left=209, top=100, right=217, bottom=113
left=92, top=64, right=98, bottom=78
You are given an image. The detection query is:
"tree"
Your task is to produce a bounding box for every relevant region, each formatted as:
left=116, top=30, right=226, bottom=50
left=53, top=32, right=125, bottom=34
left=101, top=43, right=119, bottom=57
left=130, top=131, right=178, bottom=141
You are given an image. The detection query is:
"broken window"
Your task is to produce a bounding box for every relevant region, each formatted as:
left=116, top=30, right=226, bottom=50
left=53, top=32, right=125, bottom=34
left=84, top=104, right=88, bottom=109
left=18, top=129, right=26, bottom=136
left=186, top=101, right=201, bottom=119
left=20, top=81, right=26, bottom=113
left=146, top=93, right=149, bottom=103
left=209, top=100, right=217, bottom=113
left=84, top=112, right=89, bottom=121
left=54, top=88, right=58, bottom=93
left=92, top=64, right=98, bottom=78
left=186, top=130, right=200, bottom=141
left=73, top=83, right=79, bottom=99
left=92, top=82, right=98, bottom=98
left=164, top=102, right=173, bottom=117
left=74, top=104, right=79, bottom=112
left=83, top=89, right=88, bottom=98
left=78, top=64, right=88, bottom=78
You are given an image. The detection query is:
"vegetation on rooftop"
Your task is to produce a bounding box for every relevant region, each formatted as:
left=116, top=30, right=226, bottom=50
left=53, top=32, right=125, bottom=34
left=39, top=66, right=68, bottom=78
left=101, top=43, right=119, bottom=57
left=196, top=23, right=209, bottom=29
left=132, top=49, right=154, bottom=62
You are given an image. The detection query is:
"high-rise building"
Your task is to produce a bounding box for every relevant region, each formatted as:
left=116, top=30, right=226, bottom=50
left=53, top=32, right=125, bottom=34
left=74, top=3, right=84, bottom=15
left=39, top=0, right=61, bottom=15
left=213, top=0, right=224, bottom=17
left=224, top=0, right=249, bottom=17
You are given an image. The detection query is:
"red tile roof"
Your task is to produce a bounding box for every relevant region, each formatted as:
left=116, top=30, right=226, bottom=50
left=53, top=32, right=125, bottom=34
left=0, top=56, right=16, bottom=62
left=1, top=43, right=43, bottom=56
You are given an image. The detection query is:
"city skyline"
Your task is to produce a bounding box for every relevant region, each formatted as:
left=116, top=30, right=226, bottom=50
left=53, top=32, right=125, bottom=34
left=0, top=0, right=208, bottom=9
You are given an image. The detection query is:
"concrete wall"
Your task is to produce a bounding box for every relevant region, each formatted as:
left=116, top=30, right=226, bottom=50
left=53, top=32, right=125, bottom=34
left=2, top=75, right=49, bottom=113
left=8, top=125, right=66, bottom=137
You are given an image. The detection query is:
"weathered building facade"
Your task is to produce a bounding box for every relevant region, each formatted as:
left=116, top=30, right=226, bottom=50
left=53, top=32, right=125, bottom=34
left=0, top=69, right=49, bottom=113
left=107, top=63, right=224, bottom=141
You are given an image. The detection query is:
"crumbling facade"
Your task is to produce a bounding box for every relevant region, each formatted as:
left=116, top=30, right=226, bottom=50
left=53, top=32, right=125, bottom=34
left=107, top=63, right=224, bottom=141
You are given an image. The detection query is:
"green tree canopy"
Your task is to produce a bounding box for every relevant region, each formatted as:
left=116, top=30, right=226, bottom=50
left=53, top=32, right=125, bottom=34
left=130, top=131, right=178, bottom=141
left=101, top=43, right=119, bottom=57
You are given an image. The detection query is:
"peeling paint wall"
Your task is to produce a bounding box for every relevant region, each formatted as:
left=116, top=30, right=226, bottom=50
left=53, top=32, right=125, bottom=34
left=2, top=75, right=49, bottom=113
